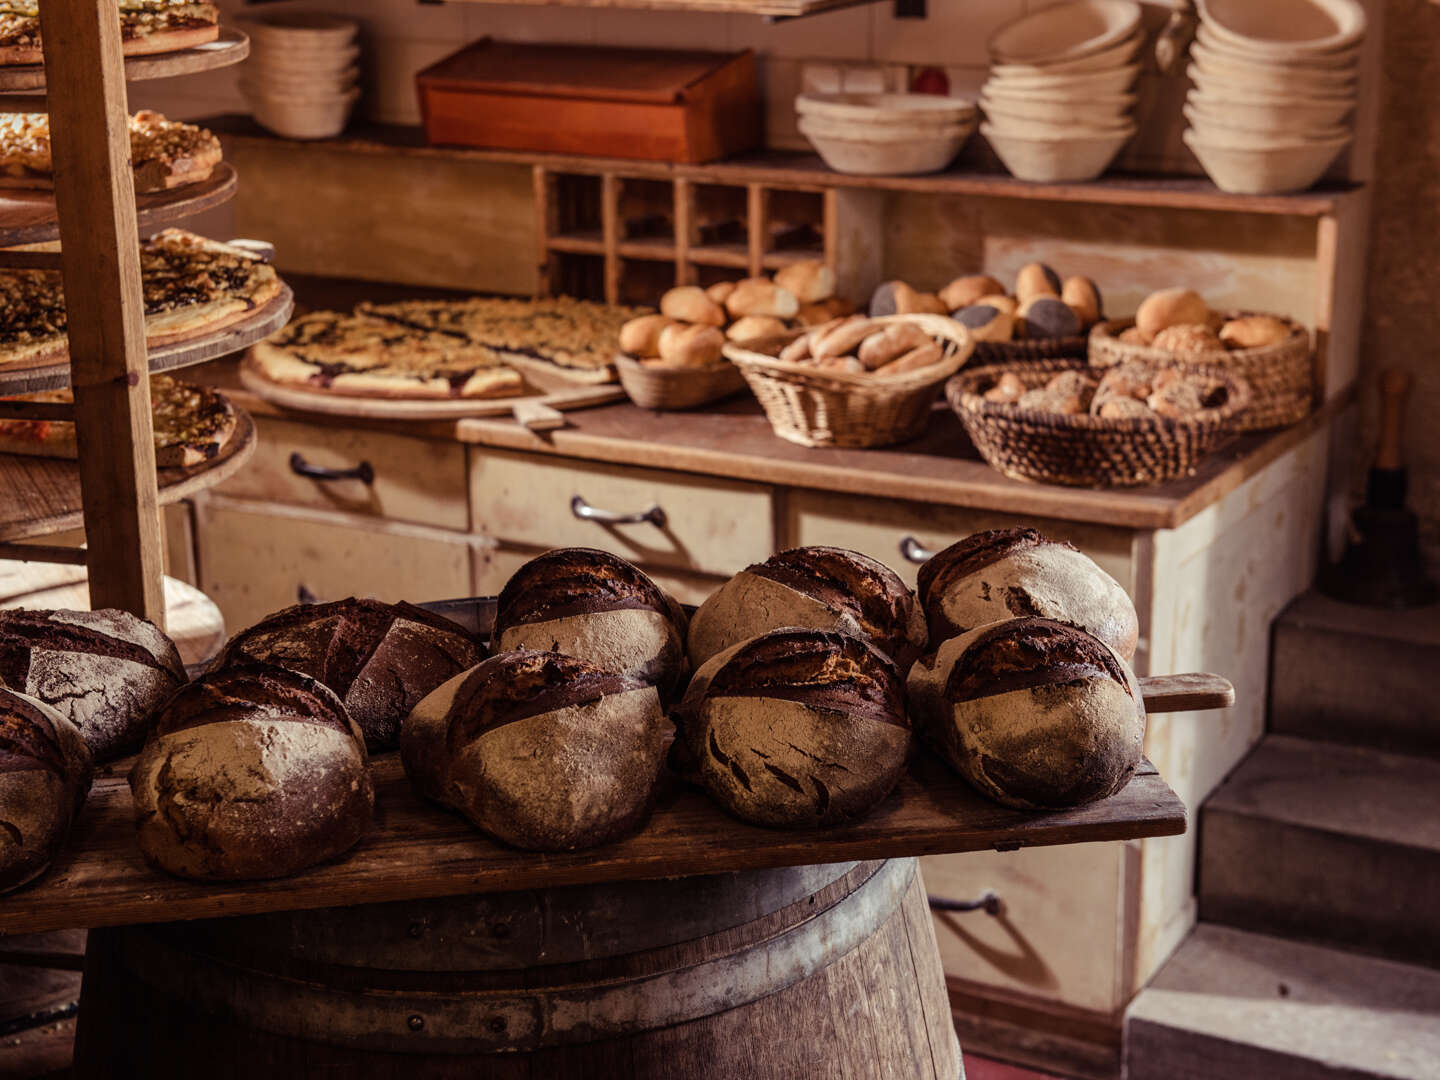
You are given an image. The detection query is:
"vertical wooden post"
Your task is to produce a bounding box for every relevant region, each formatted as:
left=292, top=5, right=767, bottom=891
left=673, top=178, right=696, bottom=286
left=600, top=172, right=621, bottom=306
left=39, top=0, right=165, bottom=624
left=746, top=183, right=767, bottom=278
left=532, top=165, right=555, bottom=298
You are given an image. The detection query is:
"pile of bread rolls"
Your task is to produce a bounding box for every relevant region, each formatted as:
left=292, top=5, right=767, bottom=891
left=1113, top=287, right=1294, bottom=354
left=619, top=259, right=852, bottom=368
left=871, top=261, right=1105, bottom=344
left=983, top=362, right=1229, bottom=420
left=775, top=315, right=953, bottom=379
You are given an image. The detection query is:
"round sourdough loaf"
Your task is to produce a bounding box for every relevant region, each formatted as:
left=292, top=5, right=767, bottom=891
left=0, top=688, right=93, bottom=894
left=687, top=546, right=927, bottom=672
left=400, top=650, right=668, bottom=852
left=129, top=665, right=374, bottom=881
left=907, top=617, right=1145, bottom=809
left=917, top=528, right=1139, bottom=659
left=492, top=548, right=688, bottom=701
left=0, top=608, right=185, bottom=762
left=210, top=598, right=483, bottom=751
left=679, top=628, right=911, bottom=829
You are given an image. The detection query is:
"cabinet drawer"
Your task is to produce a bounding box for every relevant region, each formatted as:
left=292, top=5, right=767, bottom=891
left=196, top=503, right=473, bottom=632
left=217, top=418, right=469, bottom=530
left=470, top=449, right=774, bottom=578
left=474, top=544, right=727, bottom=608
left=921, top=842, right=1130, bottom=1015
left=786, top=491, right=1136, bottom=594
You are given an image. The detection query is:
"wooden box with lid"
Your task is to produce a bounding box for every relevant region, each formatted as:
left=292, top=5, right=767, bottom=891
left=416, top=40, right=761, bottom=164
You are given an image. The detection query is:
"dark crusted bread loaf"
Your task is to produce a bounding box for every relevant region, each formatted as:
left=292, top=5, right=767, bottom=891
left=0, top=608, right=185, bottom=762
left=493, top=548, right=688, bottom=701
left=0, top=688, right=93, bottom=894
left=401, top=650, right=667, bottom=852
left=210, top=598, right=483, bottom=751
left=916, top=528, right=1139, bottom=660
left=687, top=547, right=927, bottom=672
left=907, top=617, right=1145, bottom=809
left=129, top=664, right=374, bottom=881
left=679, top=627, right=911, bottom=829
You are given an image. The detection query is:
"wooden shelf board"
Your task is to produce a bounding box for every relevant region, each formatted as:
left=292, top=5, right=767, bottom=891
left=546, top=231, right=606, bottom=255
left=0, top=405, right=256, bottom=542
left=618, top=238, right=678, bottom=261
left=763, top=248, right=826, bottom=268
left=0, top=282, right=293, bottom=395
left=0, top=751, right=1183, bottom=936
left=0, top=27, right=249, bottom=92
left=0, top=163, right=239, bottom=248
left=205, top=116, right=1362, bottom=218
left=689, top=242, right=752, bottom=268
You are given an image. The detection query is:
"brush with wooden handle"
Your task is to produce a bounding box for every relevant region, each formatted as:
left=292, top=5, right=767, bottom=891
left=1138, top=673, right=1234, bottom=713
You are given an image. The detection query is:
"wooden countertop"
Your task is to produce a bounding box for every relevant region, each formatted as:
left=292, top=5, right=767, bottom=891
left=204, top=357, right=1347, bottom=532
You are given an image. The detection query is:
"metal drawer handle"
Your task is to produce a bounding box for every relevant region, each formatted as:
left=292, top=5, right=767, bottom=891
left=290, top=452, right=374, bottom=485
left=899, top=536, right=936, bottom=564
left=928, top=891, right=1001, bottom=916
left=570, top=494, right=667, bottom=528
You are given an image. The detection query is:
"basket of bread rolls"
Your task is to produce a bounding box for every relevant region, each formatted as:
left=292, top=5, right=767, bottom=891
left=947, top=357, right=1250, bottom=487
left=616, top=260, right=852, bottom=411
left=1088, top=287, right=1313, bottom=432
left=923, top=262, right=1101, bottom=365
left=722, top=312, right=973, bottom=449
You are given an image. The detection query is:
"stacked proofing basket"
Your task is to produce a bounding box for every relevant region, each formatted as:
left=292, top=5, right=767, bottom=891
left=239, top=13, right=361, bottom=140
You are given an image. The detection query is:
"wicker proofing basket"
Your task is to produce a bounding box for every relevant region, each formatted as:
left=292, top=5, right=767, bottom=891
left=615, top=353, right=748, bottom=411
left=971, top=334, right=1088, bottom=367
left=947, top=360, right=1252, bottom=488
left=1088, top=313, right=1313, bottom=432
left=722, top=314, right=973, bottom=449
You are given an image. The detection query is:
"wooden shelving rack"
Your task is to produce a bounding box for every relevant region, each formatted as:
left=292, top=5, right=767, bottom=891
left=0, top=8, right=282, bottom=625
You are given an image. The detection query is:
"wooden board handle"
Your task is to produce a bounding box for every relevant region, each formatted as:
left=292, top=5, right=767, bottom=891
left=1376, top=368, right=1412, bottom=471
left=1138, top=673, right=1234, bottom=713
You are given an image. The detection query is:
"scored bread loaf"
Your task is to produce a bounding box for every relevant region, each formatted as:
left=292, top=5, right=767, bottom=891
left=1135, top=288, right=1210, bottom=340
left=726, top=315, right=788, bottom=342
left=492, top=547, right=688, bottom=700
left=687, top=546, right=927, bottom=671
left=401, top=650, right=667, bottom=851
left=917, top=528, right=1139, bottom=659
left=772, top=260, right=836, bottom=304
left=620, top=314, right=679, bottom=357
left=907, top=618, right=1145, bottom=809
left=725, top=278, right=800, bottom=320
left=130, top=665, right=374, bottom=880
left=210, top=598, right=483, bottom=751
left=0, top=608, right=185, bottom=762
left=679, top=628, right=910, bottom=829
left=0, top=688, right=92, bottom=894
left=658, top=323, right=725, bottom=367
left=660, top=286, right=726, bottom=326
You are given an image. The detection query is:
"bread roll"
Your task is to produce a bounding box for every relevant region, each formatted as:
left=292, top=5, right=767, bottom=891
left=939, top=275, right=1006, bottom=311
left=725, top=278, right=800, bottom=320
left=874, top=342, right=942, bottom=378
left=679, top=628, right=910, bottom=828
left=0, top=688, right=92, bottom=894
left=688, top=546, right=926, bottom=671
left=983, top=372, right=1026, bottom=403
left=1135, top=288, right=1209, bottom=340
left=706, top=280, right=738, bottom=306
left=907, top=618, right=1145, bottom=809
left=210, top=598, right=482, bottom=751
left=0, top=608, right=185, bottom=762
left=130, top=665, right=374, bottom=880
left=976, top=294, right=1019, bottom=316
left=955, top=303, right=1016, bottom=343
left=1219, top=315, right=1291, bottom=350
left=726, top=315, right=788, bottom=342
left=1152, top=323, right=1224, bottom=355
left=660, top=286, right=726, bottom=327
left=779, top=333, right=813, bottom=363
left=810, top=356, right=865, bottom=374
left=1017, top=296, right=1081, bottom=340
left=620, top=314, right=679, bottom=357
left=1096, top=397, right=1156, bottom=420
left=1015, top=262, right=1062, bottom=303
left=858, top=322, right=930, bottom=370
left=869, top=280, right=948, bottom=317
left=658, top=323, right=725, bottom=367
left=773, top=260, right=836, bottom=304
left=917, top=527, right=1139, bottom=659
left=493, top=547, right=688, bottom=701
left=812, top=315, right=876, bottom=359
left=401, top=651, right=666, bottom=851
left=1061, top=276, right=1103, bottom=327
left=796, top=297, right=855, bottom=326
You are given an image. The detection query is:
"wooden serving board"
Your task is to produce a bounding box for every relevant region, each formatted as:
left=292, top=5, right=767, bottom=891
left=0, top=26, right=249, bottom=91
left=239, top=354, right=627, bottom=423
left=0, top=751, right=1183, bottom=937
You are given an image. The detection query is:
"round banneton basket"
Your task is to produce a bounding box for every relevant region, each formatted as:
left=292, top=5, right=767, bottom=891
left=971, top=333, right=1089, bottom=367
left=1088, top=313, right=1312, bottom=432
left=947, top=359, right=1252, bottom=488
left=722, top=314, right=973, bottom=449
left=615, top=353, right=748, bottom=411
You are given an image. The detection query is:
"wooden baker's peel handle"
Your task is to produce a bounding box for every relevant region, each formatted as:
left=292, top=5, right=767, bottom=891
left=1138, top=673, right=1235, bottom=713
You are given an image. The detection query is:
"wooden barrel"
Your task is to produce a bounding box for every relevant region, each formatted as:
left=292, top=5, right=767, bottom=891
left=73, top=858, right=960, bottom=1078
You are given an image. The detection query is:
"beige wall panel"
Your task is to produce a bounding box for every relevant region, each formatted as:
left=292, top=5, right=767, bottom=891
left=196, top=502, right=473, bottom=632
left=225, top=140, right=537, bottom=295
left=474, top=543, right=726, bottom=607
left=922, top=841, right=1127, bottom=1015
left=469, top=448, right=774, bottom=577
left=216, top=418, right=470, bottom=531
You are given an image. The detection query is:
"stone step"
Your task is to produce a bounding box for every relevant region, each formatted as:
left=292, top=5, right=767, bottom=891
left=1125, top=924, right=1440, bottom=1080
left=1200, top=735, right=1440, bottom=967
left=1270, top=590, right=1440, bottom=756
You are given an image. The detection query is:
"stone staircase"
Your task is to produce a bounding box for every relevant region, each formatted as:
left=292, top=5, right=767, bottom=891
left=1124, top=590, right=1440, bottom=1080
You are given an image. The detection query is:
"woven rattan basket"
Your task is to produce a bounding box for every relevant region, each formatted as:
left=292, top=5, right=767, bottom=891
left=947, top=360, right=1251, bottom=488
left=1088, top=313, right=1312, bottom=432
left=971, top=334, right=1088, bottom=367
left=615, top=354, right=747, bottom=411
left=722, top=314, right=973, bottom=449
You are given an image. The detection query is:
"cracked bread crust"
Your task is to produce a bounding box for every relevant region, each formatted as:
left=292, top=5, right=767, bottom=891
left=129, top=664, right=373, bottom=881
left=0, top=687, right=92, bottom=894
